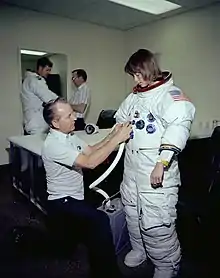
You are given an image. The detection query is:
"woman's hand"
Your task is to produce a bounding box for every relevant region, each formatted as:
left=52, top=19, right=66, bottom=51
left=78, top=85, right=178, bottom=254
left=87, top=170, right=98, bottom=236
left=150, top=162, right=164, bottom=188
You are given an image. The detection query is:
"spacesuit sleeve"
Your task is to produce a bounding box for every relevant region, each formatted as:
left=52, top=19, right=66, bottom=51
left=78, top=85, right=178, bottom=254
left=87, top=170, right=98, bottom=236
left=158, top=100, right=195, bottom=164
left=114, top=93, right=133, bottom=123
left=32, top=78, right=58, bottom=103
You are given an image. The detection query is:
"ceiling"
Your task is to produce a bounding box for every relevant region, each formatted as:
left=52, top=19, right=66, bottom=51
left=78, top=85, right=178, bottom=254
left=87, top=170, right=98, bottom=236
left=2, top=0, right=220, bottom=30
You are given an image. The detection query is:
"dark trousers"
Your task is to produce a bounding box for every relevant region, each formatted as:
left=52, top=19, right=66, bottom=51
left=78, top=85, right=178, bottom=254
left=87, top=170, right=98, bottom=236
left=74, top=118, right=86, bottom=131
left=47, top=197, right=120, bottom=278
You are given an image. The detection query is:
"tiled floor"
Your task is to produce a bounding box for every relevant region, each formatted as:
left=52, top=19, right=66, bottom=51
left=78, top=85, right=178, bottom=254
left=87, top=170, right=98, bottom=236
left=0, top=166, right=213, bottom=278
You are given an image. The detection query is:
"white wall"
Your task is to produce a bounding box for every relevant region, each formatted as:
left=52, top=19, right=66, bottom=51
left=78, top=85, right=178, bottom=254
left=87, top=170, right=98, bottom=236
left=125, top=4, right=220, bottom=136
left=0, top=5, right=126, bottom=164
left=49, top=53, right=68, bottom=99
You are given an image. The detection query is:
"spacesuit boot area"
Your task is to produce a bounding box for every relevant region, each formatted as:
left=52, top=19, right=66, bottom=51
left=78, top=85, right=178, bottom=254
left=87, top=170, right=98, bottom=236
left=142, top=224, right=181, bottom=278
left=124, top=250, right=146, bottom=267
left=123, top=198, right=146, bottom=267
left=115, top=63, right=195, bottom=277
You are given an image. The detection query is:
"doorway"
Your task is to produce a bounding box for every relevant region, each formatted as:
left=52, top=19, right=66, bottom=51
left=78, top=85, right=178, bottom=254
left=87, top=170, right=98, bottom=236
left=20, top=49, right=68, bottom=98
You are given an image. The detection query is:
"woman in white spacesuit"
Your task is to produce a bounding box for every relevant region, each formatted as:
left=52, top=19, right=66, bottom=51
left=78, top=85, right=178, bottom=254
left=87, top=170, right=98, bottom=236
left=115, top=49, right=195, bottom=278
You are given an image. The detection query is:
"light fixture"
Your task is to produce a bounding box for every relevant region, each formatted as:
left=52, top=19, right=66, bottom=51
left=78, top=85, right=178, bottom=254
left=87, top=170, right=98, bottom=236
left=20, top=49, right=47, bottom=56
left=108, top=0, right=181, bottom=15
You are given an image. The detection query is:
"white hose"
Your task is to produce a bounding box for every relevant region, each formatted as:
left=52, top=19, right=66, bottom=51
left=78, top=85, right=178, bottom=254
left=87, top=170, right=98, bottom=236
left=89, top=142, right=125, bottom=189
left=89, top=142, right=125, bottom=208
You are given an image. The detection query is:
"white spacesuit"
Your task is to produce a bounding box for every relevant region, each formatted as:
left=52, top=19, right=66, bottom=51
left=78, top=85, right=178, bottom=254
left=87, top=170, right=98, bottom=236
left=20, top=72, right=57, bottom=172
left=115, top=72, right=195, bottom=278
left=21, top=72, right=57, bottom=135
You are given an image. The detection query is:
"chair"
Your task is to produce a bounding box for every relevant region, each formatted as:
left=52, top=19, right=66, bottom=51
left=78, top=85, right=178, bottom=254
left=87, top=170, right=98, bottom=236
left=199, top=126, right=220, bottom=260
left=177, top=135, right=212, bottom=260
left=208, top=126, right=220, bottom=193
left=205, top=126, right=220, bottom=218
left=96, top=109, right=116, bottom=129
left=177, top=127, right=220, bottom=260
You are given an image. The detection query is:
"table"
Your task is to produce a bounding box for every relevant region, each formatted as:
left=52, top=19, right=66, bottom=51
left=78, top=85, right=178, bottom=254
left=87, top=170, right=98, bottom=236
left=8, top=129, right=111, bottom=156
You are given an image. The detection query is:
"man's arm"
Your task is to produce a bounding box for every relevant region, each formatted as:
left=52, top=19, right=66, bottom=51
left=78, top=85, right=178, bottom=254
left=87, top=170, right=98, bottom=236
left=75, top=123, right=131, bottom=169
left=71, top=103, right=87, bottom=114
left=83, top=135, right=111, bottom=156
left=75, top=135, right=120, bottom=169
left=33, top=78, right=57, bottom=103
left=70, top=86, right=90, bottom=114
left=45, top=124, right=131, bottom=170
left=83, top=125, right=121, bottom=155
left=43, top=138, right=117, bottom=170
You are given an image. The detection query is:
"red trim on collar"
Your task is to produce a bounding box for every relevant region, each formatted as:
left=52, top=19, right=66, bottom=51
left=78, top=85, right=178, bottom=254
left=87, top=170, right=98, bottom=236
left=133, top=71, right=172, bottom=94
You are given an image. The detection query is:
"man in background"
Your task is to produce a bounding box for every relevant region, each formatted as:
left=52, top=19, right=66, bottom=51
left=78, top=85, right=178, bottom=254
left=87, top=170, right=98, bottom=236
left=21, top=57, right=58, bottom=135
left=70, top=69, right=91, bottom=131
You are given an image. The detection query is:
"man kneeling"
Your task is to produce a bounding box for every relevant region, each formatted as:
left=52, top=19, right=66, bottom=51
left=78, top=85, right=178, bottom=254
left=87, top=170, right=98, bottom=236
left=41, top=98, right=131, bottom=278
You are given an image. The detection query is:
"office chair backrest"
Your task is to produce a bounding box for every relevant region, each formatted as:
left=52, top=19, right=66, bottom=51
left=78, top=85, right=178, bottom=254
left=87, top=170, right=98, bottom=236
left=96, top=109, right=116, bottom=129
left=208, top=126, right=220, bottom=195
left=211, top=126, right=220, bottom=154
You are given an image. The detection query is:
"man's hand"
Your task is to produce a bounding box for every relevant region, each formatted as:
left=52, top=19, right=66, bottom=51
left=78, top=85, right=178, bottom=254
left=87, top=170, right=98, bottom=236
left=113, top=122, right=132, bottom=144
left=109, top=123, right=123, bottom=138
left=150, top=162, right=164, bottom=188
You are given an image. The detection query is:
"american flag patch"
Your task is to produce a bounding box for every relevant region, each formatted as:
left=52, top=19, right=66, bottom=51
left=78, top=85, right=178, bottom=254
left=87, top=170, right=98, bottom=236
left=169, top=89, right=190, bottom=101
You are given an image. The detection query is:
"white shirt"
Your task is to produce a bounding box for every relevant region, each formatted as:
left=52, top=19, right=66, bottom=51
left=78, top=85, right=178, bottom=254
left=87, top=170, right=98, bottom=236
left=69, top=83, right=91, bottom=119
left=41, top=129, right=88, bottom=200
left=21, top=72, right=57, bottom=134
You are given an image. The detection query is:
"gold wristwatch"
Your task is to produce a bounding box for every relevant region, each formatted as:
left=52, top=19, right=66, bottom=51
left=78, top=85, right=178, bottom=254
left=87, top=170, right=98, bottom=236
left=157, top=159, right=169, bottom=167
